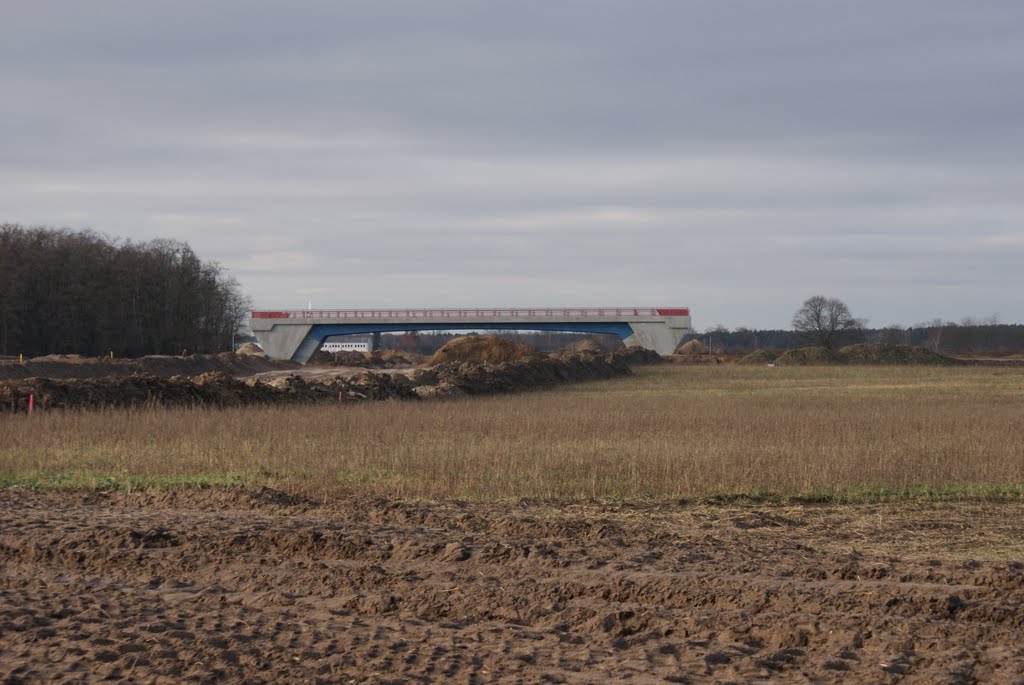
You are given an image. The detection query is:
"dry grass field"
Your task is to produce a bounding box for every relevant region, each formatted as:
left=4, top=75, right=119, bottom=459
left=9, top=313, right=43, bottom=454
left=2, top=364, right=1021, bottom=501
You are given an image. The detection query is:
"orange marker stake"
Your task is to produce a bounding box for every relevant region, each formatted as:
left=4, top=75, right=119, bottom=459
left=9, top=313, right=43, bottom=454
left=28, top=394, right=34, bottom=414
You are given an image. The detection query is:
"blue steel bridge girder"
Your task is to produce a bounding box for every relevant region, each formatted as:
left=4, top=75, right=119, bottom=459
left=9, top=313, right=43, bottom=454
left=311, top=321, right=637, bottom=341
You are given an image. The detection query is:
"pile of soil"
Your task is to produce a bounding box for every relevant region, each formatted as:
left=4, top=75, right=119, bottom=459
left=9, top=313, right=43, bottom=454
left=0, top=352, right=296, bottom=381
left=235, top=343, right=266, bottom=357
left=608, top=346, right=663, bottom=366
left=770, top=344, right=956, bottom=366
left=737, top=349, right=782, bottom=365
left=838, top=343, right=954, bottom=365
left=773, top=347, right=840, bottom=365
left=0, top=372, right=287, bottom=413
left=675, top=339, right=709, bottom=355
left=425, top=336, right=546, bottom=366
left=0, top=353, right=630, bottom=414
left=3, top=492, right=1022, bottom=683
left=417, top=353, right=630, bottom=399
left=308, top=350, right=368, bottom=366
left=557, top=338, right=607, bottom=357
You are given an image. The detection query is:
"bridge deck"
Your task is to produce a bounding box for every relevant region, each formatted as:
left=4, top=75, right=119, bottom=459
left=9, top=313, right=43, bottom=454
left=250, top=307, right=692, bottom=361
left=252, top=307, right=689, bottom=320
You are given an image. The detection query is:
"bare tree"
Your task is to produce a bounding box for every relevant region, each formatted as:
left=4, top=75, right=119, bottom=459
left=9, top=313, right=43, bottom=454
left=792, top=296, right=864, bottom=351
left=919, top=317, right=949, bottom=354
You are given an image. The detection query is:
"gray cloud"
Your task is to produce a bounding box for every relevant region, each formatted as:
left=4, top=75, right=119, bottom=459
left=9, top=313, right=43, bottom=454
left=2, top=1, right=1022, bottom=329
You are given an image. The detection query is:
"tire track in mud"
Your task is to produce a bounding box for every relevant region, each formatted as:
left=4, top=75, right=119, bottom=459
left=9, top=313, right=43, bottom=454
left=2, top=490, right=1023, bottom=683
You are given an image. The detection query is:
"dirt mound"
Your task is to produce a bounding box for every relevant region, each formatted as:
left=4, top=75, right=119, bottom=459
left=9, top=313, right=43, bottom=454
left=425, top=336, right=546, bottom=366
left=838, top=343, right=954, bottom=365
left=235, top=343, right=266, bottom=357
left=0, top=352, right=296, bottom=381
left=420, top=353, right=630, bottom=399
left=0, top=370, right=424, bottom=413
left=774, top=347, right=839, bottom=365
left=772, top=344, right=956, bottom=366
left=0, top=372, right=285, bottom=412
left=737, top=349, right=781, bottom=365
left=308, top=350, right=369, bottom=366
left=608, top=346, right=663, bottom=365
left=558, top=338, right=607, bottom=357
left=0, top=353, right=631, bottom=413
left=675, top=339, right=709, bottom=355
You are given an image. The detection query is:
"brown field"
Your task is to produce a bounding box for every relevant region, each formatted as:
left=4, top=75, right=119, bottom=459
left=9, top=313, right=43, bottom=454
left=2, top=490, right=1023, bottom=683
left=2, top=365, right=1022, bottom=500
left=2, top=364, right=1024, bottom=683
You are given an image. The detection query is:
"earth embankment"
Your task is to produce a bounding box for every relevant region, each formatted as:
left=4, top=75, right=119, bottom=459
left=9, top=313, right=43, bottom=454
left=0, top=352, right=298, bottom=381
left=0, top=353, right=631, bottom=414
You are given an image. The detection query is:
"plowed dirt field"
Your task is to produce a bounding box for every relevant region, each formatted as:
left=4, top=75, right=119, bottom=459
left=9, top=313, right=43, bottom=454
left=2, top=490, right=1023, bottom=683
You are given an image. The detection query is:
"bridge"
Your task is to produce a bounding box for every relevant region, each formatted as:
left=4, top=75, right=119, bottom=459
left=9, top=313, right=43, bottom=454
left=250, top=307, right=692, bottom=363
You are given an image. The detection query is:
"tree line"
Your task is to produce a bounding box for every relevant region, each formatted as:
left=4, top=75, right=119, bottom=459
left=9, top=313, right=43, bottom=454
left=0, top=224, right=250, bottom=358
left=692, top=322, right=1024, bottom=356
left=682, top=295, right=1022, bottom=356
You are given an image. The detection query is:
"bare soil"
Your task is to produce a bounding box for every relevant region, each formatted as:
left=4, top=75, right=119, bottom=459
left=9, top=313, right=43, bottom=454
left=2, top=489, right=1022, bottom=683
left=0, top=354, right=631, bottom=414
left=0, top=353, right=298, bottom=381
left=556, top=339, right=608, bottom=357
left=675, top=340, right=709, bottom=356
left=307, top=350, right=426, bottom=368
left=426, top=336, right=547, bottom=366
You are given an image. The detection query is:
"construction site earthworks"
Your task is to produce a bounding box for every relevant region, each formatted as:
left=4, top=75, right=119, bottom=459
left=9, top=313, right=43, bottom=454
left=2, top=337, right=1023, bottom=683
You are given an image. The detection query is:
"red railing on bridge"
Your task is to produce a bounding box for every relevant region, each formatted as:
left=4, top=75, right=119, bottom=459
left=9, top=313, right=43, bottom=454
left=252, top=307, right=689, bottom=319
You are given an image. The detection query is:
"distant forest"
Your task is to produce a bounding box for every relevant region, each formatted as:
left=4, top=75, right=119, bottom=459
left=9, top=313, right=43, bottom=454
left=684, top=324, right=1024, bottom=357
left=0, top=224, right=250, bottom=357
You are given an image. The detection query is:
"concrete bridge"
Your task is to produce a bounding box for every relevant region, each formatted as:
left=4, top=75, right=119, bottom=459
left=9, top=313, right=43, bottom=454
left=250, top=307, right=692, bottom=363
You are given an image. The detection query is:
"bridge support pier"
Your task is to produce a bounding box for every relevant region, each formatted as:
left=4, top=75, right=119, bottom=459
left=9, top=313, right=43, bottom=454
left=253, top=323, right=312, bottom=363
left=624, top=323, right=688, bottom=357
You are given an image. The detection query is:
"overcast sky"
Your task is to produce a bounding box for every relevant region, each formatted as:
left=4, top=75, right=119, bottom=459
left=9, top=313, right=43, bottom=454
left=2, top=1, right=1022, bottom=330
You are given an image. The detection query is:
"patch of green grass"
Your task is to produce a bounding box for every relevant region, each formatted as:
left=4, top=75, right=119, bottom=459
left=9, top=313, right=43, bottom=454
left=688, top=482, right=1024, bottom=506
left=811, top=482, right=1024, bottom=504
left=3, top=469, right=1021, bottom=506
left=0, top=470, right=256, bottom=492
